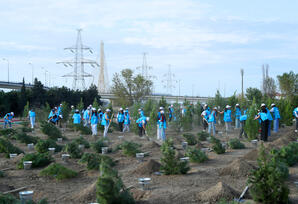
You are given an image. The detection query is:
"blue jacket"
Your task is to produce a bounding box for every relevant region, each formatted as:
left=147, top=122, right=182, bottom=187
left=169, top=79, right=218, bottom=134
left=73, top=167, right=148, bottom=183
left=293, top=107, right=298, bottom=118
left=158, top=115, right=166, bottom=129
left=259, top=112, right=268, bottom=121
left=208, top=110, right=216, bottom=123
left=235, top=107, right=241, bottom=118
left=73, top=113, right=81, bottom=124
left=98, top=112, right=103, bottom=122
left=101, top=113, right=109, bottom=126
left=4, top=113, right=13, bottom=121
left=91, top=113, right=99, bottom=124
left=271, top=107, right=281, bottom=119
left=266, top=108, right=273, bottom=121
left=58, top=107, right=62, bottom=116
left=136, top=116, right=146, bottom=128
left=29, top=111, right=36, bottom=117
left=124, top=112, right=130, bottom=125
left=224, top=110, right=232, bottom=122
left=83, top=110, right=90, bottom=120
left=117, top=112, right=124, bottom=123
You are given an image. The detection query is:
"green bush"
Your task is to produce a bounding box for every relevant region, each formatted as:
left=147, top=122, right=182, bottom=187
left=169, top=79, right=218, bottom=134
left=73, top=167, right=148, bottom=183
left=13, top=132, right=38, bottom=144
left=271, top=142, right=298, bottom=166
left=210, top=136, right=220, bottom=144
left=79, top=153, right=115, bottom=170
left=92, top=138, right=108, bottom=154
left=74, top=136, right=90, bottom=148
left=64, top=141, right=83, bottom=159
left=228, top=138, right=245, bottom=149
left=212, top=141, right=226, bottom=154
left=40, top=121, right=63, bottom=140
left=40, top=163, right=77, bottom=180
left=186, top=148, right=208, bottom=163
left=197, top=131, right=209, bottom=141
left=72, top=124, right=92, bottom=135
left=18, top=153, right=53, bottom=169
left=216, top=199, right=239, bottom=204
left=96, top=160, right=135, bottom=204
left=35, top=139, right=62, bottom=153
left=119, top=141, right=141, bottom=157
left=0, top=138, right=24, bottom=157
left=160, top=139, right=190, bottom=175
left=0, top=193, right=19, bottom=204
left=0, top=128, right=16, bottom=137
left=248, top=144, right=289, bottom=204
left=182, top=133, right=197, bottom=145
left=0, top=170, right=4, bottom=177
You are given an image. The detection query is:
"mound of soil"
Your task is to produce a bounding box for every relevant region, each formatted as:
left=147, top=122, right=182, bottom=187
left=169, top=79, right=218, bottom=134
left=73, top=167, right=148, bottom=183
left=133, top=159, right=161, bottom=175
left=219, top=159, right=256, bottom=177
left=11, top=153, right=24, bottom=164
left=130, top=188, right=151, bottom=200
left=0, top=184, right=14, bottom=193
left=197, top=182, right=239, bottom=203
left=72, top=181, right=96, bottom=203
left=243, top=149, right=258, bottom=161
left=143, top=141, right=161, bottom=149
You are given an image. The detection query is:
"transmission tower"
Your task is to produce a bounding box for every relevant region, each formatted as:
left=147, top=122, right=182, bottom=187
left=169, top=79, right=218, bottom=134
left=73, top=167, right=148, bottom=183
left=98, top=41, right=109, bottom=94
left=162, top=65, right=176, bottom=95
left=136, top=53, right=153, bottom=80
left=240, top=68, right=244, bottom=99
left=57, top=29, right=98, bottom=90
left=262, top=64, right=269, bottom=95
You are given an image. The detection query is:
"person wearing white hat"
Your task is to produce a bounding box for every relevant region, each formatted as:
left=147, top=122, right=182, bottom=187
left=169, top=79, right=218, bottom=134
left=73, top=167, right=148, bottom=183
left=28, top=108, right=36, bottom=129
left=270, top=104, right=280, bottom=133
left=3, top=112, right=14, bottom=129
left=254, top=104, right=269, bottom=141
left=208, top=107, right=217, bottom=136
left=98, top=108, right=103, bottom=124
left=101, top=109, right=112, bottom=138
left=83, top=107, right=90, bottom=127
left=90, top=108, right=99, bottom=136
left=235, top=104, right=241, bottom=129
left=117, top=108, right=125, bottom=132
left=219, top=105, right=232, bottom=133
left=293, top=106, right=298, bottom=132
left=158, top=110, right=167, bottom=141
left=123, top=108, right=131, bottom=133
left=72, top=109, right=81, bottom=124
left=156, top=107, right=163, bottom=140
left=201, top=104, right=210, bottom=131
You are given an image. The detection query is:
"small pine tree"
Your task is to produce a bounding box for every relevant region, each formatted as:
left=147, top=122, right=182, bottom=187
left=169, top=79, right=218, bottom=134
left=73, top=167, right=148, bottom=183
left=244, top=98, right=259, bottom=140
left=93, top=98, right=100, bottom=110
left=77, top=98, right=84, bottom=112
left=23, top=101, right=30, bottom=118
left=61, top=101, right=71, bottom=125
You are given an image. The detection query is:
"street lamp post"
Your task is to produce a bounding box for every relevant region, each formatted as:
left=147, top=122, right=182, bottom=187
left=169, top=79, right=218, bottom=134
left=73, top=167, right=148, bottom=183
left=2, top=58, right=9, bottom=83
left=28, top=62, right=34, bottom=84
left=41, top=67, right=48, bottom=86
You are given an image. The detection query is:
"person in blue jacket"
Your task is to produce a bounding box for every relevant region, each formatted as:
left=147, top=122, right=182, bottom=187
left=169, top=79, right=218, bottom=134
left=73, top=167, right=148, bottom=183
left=136, top=115, right=147, bottom=137
left=28, top=109, right=36, bottom=129
left=98, top=108, right=103, bottom=124
left=293, top=106, right=298, bottom=133
left=235, top=104, right=241, bottom=129
left=239, top=108, right=247, bottom=138
left=156, top=107, right=163, bottom=140
left=117, top=108, right=125, bottom=132
left=201, top=104, right=210, bottom=131
left=3, top=112, right=14, bottom=128
left=266, top=106, right=273, bottom=136
left=208, top=107, right=217, bottom=136
left=101, top=109, right=111, bottom=138
left=220, top=105, right=232, bottom=133
left=254, top=104, right=269, bottom=141
left=90, top=108, right=99, bottom=136
left=83, top=107, right=90, bottom=127
left=57, top=104, right=63, bottom=116
left=123, top=108, right=131, bottom=133
left=138, top=108, right=144, bottom=117
left=158, top=110, right=167, bottom=141
left=270, top=104, right=281, bottom=133
left=48, top=108, right=59, bottom=125
left=72, top=109, right=81, bottom=124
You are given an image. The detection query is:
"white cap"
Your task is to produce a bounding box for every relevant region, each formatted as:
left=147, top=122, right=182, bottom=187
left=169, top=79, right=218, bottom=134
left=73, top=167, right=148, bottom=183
left=226, top=105, right=229, bottom=108
left=213, top=107, right=217, bottom=110
left=119, top=108, right=123, bottom=111
left=138, top=109, right=141, bottom=111
left=159, top=107, right=164, bottom=110
left=236, top=104, right=240, bottom=106
left=98, top=108, right=101, bottom=111
left=71, top=105, right=74, bottom=108
left=11, top=112, right=14, bottom=115
left=92, top=108, right=96, bottom=111
left=271, top=103, right=275, bottom=107
left=60, top=104, right=62, bottom=106
left=125, top=107, right=128, bottom=110
left=261, top=103, right=266, bottom=107
left=146, top=117, right=150, bottom=121
left=161, top=110, right=164, bottom=114
left=89, top=105, right=92, bottom=107
left=75, top=109, right=79, bottom=112
left=171, top=105, right=173, bottom=107
left=106, top=109, right=111, bottom=112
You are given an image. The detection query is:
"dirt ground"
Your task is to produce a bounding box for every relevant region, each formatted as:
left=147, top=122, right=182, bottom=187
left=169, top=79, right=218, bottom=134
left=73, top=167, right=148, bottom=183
left=0, top=121, right=297, bottom=204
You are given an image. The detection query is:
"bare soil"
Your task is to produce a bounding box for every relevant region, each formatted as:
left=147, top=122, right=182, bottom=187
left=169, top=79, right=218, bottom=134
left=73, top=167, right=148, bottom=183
left=0, top=122, right=297, bottom=204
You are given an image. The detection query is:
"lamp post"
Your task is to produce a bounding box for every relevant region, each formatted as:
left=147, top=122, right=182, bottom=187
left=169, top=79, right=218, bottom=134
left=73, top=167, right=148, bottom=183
left=2, top=58, right=9, bottom=82
left=28, top=62, right=34, bottom=84
left=41, top=67, right=48, bottom=86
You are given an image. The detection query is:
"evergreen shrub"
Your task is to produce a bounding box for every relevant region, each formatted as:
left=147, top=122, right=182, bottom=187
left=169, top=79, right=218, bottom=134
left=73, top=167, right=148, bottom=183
left=182, top=133, right=197, bottom=145
left=64, top=141, right=83, bottom=159
left=18, top=153, right=53, bottom=169
left=40, top=163, right=77, bottom=180
left=118, top=141, right=141, bottom=157
left=197, top=131, right=209, bottom=141
left=40, top=121, right=63, bottom=140
left=186, top=148, right=208, bottom=163
left=0, top=138, right=23, bottom=156
left=228, top=138, right=245, bottom=149
left=35, top=139, right=62, bottom=153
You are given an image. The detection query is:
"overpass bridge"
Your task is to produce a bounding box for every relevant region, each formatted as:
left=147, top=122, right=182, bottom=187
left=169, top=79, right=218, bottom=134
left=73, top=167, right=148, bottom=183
left=0, top=81, right=50, bottom=90
left=100, top=93, right=211, bottom=104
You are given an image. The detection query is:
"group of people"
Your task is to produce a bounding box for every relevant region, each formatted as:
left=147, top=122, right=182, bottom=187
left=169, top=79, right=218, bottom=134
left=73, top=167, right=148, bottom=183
left=200, top=102, right=287, bottom=142
left=48, top=104, right=63, bottom=126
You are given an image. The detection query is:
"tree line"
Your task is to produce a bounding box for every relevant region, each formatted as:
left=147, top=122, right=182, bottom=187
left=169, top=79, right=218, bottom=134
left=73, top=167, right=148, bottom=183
left=0, top=78, right=101, bottom=117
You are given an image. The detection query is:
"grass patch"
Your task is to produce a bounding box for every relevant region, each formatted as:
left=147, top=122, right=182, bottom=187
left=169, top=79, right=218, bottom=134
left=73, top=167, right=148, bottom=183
left=18, top=153, right=53, bottom=169
left=35, top=139, right=63, bottom=153
left=74, top=136, right=90, bottom=148
left=64, top=141, right=83, bottom=159
left=40, top=163, right=77, bottom=180
left=228, top=138, right=245, bottom=149
left=0, top=138, right=24, bottom=157
left=79, top=153, right=115, bottom=170
left=119, top=141, right=141, bottom=157
left=40, top=121, right=63, bottom=140
left=182, top=133, right=197, bottom=145
left=186, top=148, right=208, bottom=163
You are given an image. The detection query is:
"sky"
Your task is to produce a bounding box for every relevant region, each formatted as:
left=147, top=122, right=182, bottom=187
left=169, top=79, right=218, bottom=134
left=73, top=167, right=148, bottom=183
left=0, top=0, right=297, bottom=97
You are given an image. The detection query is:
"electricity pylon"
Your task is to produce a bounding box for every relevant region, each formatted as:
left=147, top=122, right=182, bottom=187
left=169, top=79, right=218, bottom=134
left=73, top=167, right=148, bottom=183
left=136, top=53, right=153, bottom=80
left=162, top=65, right=176, bottom=95
left=57, top=29, right=98, bottom=90
left=98, top=41, right=109, bottom=94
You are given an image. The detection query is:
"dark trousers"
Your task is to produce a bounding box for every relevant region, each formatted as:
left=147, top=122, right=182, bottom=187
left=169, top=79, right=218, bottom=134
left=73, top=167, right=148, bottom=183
left=119, top=122, right=124, bottom=132
left=239, top=121, right=247, bottom=138
left=138, top=126, right=144, bottom=137
left=203, top=119, right=208, bottom=130
left=261, top=120, right=269, bottom=141
left=296, top=118, right=298, bottom=130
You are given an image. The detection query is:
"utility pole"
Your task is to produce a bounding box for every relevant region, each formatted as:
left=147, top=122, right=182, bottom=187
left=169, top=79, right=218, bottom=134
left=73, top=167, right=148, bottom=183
left=136, top=52, right=153, bottom=80
left=98, top=41, right=109, bottom=94
left=2, top=58, right=9, bottom=83
left=162, top=65, right=176, bottom=95
left=28, top=62, right=34, bottom=84
left=240, top=68, right=244, bottom=99
left=41, top=67, right=48, bottom=86
left=57, top=29, right=98, bottom=90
